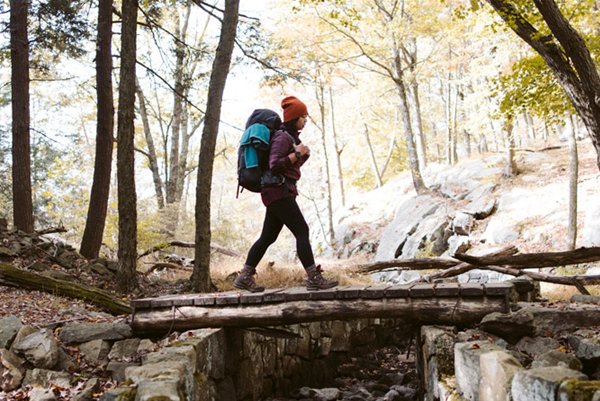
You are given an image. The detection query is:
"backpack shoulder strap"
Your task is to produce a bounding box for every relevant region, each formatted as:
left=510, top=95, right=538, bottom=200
left=272, top=129, right=299, bottom=147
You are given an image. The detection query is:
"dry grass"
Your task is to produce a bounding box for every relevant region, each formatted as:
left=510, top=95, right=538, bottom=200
left=210, top=256, right=373, bottom=291
left=541, top=282, right=600, bottom=302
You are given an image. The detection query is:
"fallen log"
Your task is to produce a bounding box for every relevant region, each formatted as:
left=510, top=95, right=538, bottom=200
left=361, top=245, right=519, bottom=274
left=0, top=263, right=131, bottom=315
left=144, top=262, right=193, bottom=275
left=138, top=240, right=241, bottom=259
left=130, top=296, right=509, bottom=334
left=453, top=246, right=600, bottom=269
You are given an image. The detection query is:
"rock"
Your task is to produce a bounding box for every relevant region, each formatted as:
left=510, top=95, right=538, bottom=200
left=58, top=322, right=132, bottom=344
left=91, top=263, right=112, bottom=277
left=420, top=325, right=456, bottom=401
left=455, top=341, right=504, bottom=400
left=0, top=349, right=25, bottom=391
left=0, top=315, right=23, bottom=349
left=107, top=361, right=140, bottom=382
left=125, top=360, right=186, bottom=384
left=108, top=338, right=141, bottom=361
left=72, top=378, right=100, bottom=401
left=9, top=325, right=37, bottom=352
left=511, top=366, right=588, bottom=400
left=479, top=350, right=524, bottom=401
left=136, top=380, right=182, bottom=401
left=54, top=347, right=77, bottom=372
left=99, top=387, right=137, bottom=401
left=448, top=235, right=470, bottom=256
left=571, top=337, right=600, bottom=361
left=398, top=216, right=449, bottom=258
left=571, top=294, right=600, bottom=305
left=12, top=329, right=60, bottom=369
left=480, top=309, right=535, bottom=344
left=22, top=368, right=72, bottom=389
left=453, top=212, right=474, bottom=236
left=581, top=203, right=600, bottom=247
left=533, top=350, right=583, bottom=372
left=558, top=379, right=600, bottom=401
left=376, top=196, right=442, bottom=261
left=79, top=339, right=111, bottom=365
left=28, top=387, right=57, bottom=401
left=481, top=218, right=519, bottom=245
left=516, top=336, right=560, bottom=358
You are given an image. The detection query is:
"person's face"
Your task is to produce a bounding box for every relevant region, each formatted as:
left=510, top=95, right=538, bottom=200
left=296, top=114, right=308, bottom=130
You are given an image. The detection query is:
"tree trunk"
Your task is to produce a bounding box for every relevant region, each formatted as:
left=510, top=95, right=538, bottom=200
left=503, top=117, right=517, bottom=178
left=316, top=83, right=335, bottom=246
left=484, top=0, right=600, bottom=172
left=135, top=80, right=165, bottom=209
left=191, top=0, right=239, bottom=293
left=116, top=0, right=139, bottom=293
left=394, top=73, right=425, bottom=194
left=80, top=0, right=114, bottom=259
left=363, top=122, right=383, bottom=188
left=329, top=87, right=345, bottom=207
left=567, top=115, right=579, bottom=251
left=405, top=39, right=426, bottom=170
left=0, top=263, right=130, bottom=315
left=10, top=0, right=34, bottom=233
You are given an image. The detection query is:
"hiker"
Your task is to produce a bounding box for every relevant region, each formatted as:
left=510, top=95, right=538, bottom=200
left=234, top=95, right=339, bottom=293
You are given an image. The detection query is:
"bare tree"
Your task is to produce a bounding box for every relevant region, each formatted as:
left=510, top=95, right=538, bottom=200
left=567, top=115, right=579, bottom=250
left=191, top=0, right=239, bottom=292
left=80, top=0, right=114, bottom=259
left=116, top=0, right=139, bottom=293
left=10, top=0, right=34, bottom=233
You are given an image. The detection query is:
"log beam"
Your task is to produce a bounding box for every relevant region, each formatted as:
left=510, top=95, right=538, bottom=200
left=0, top=263, right=131, bottom=315
left=130, top=296, right=508, bottom=334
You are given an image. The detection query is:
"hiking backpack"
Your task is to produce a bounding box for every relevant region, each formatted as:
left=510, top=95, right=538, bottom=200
left=237, top=109, right=282, bottom=196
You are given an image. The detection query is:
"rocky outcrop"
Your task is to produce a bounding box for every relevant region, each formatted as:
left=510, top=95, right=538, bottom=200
left=418, top=299, right=600, bottom=401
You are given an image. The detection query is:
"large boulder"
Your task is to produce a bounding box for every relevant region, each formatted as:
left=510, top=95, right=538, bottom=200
left=455, top=340, right=504, bottom=400
left=375, top=196, right=442, bottom=261
left=58, top=322, right=132, bottom=344
left=511, top=366, right=587, bottom=401
left=479, top=350, right=524, bottom=401
left=0, top=316, right=23, bottom=349
left=12, top=329, right=60, bottom=369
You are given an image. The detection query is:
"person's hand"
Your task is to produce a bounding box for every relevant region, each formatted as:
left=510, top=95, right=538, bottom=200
left=294, top=143, right=310, bottom=157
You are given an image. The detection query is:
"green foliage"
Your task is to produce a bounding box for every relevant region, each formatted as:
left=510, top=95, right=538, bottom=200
left=28, top=0, right=93, bottom=66
left=492, top=55, right=574, bottom=123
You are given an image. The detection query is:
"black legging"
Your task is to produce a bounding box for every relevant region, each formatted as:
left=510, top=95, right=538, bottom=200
left=245, top=197, right=315, bottom=269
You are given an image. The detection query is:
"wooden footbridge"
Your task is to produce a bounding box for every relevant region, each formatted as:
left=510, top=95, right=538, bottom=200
left=130, top=282, right=517, bottom=334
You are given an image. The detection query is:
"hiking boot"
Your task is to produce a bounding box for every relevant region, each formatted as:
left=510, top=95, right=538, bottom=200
left=305, top=264, right=338, bottom=291
left=233, top=265, right=265, bottom=293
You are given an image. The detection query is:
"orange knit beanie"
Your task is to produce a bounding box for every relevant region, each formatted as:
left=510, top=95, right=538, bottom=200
left=281, top=96, right=308, bottom=123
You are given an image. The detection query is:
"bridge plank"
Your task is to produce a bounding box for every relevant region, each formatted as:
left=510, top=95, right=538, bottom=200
left=410, top=284, right=434, bottom=298
left=194, top=294, right=216, bottom=306
left=150, top=295, right=181, bottom=308
left=283, top=287, right=312, bottom=301
left=385, top=284, right=412, bottom=298
left=336, top=286, right=364, bottom=299
left=263, top=288, right=286, bottom=303
left=434, top=283, right=461, bottom=297
left=214, top=291, right=242, bottom=306
left=360, top=286, right=391, bottom=299
left=310, top=287, right=337, bottom=300
left=131, top=298, right=153, bottom=309
left=483, top=282, right=514, bottom=296
left=460, top=283, right=484, bottom=297
left=240, top=292, right=265, bottom=304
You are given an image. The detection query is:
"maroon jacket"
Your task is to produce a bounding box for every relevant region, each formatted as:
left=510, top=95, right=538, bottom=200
left=261, top=128, right=309, bottom=207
